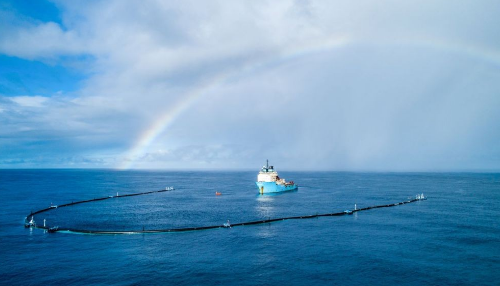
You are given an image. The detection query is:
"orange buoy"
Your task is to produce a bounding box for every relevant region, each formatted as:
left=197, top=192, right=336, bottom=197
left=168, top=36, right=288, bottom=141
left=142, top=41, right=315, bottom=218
left=215, top=192, right=222, bottom=196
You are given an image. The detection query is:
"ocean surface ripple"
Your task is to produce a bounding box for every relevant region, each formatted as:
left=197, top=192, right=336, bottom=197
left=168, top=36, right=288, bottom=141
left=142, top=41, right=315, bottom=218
left=1, top=170, right=499, bottom=285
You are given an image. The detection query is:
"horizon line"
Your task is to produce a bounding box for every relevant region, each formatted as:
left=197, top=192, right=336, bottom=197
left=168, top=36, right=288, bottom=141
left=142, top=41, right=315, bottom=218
left=0, top=167, right=499, bottom=174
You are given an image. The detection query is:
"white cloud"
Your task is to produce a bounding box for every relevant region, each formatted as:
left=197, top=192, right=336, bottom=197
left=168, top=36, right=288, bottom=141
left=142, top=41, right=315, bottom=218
left=0, top=19, right=84, bottom=60
left=0, top=0, right=499, bottom=170
left=9, top=96, right=48, bottom=107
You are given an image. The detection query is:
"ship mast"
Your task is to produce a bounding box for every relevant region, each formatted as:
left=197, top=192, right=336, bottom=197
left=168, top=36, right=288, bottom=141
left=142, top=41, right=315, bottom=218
left=266, top=159, right=269, bottom=169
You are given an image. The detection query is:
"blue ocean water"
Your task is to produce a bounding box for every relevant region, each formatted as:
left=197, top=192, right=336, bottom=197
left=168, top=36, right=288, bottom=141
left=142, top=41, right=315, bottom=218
left=0, top=170, right=499, bottom=285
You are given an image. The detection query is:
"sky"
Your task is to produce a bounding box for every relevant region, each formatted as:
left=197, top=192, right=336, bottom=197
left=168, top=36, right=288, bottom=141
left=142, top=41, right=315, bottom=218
left=0, top=0, right=499, bottom=171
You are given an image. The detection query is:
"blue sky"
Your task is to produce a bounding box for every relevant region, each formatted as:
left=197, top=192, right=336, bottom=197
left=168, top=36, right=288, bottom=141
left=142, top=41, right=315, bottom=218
left=1, top=0, right=499, bottom=171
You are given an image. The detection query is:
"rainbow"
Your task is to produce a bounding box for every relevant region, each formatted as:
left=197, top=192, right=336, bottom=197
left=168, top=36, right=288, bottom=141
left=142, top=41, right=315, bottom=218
left=116, top=36, right=499, bottom=170
left=117, top=36, right=350, bottom=170
left=117, top=73, right=230, bottom=170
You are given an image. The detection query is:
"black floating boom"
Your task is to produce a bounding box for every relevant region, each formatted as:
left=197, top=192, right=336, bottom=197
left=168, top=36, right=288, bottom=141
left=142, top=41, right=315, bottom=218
left=25, top=188, right=426, bottom=235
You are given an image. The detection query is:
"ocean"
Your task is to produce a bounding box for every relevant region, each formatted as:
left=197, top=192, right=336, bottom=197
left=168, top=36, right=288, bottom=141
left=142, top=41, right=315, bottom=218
left=0, top=170, right=498, bottom=285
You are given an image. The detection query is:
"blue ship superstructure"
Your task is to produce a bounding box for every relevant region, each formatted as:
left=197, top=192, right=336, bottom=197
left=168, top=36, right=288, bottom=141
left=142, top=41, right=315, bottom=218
left=256, top=160, right=298, bottom=194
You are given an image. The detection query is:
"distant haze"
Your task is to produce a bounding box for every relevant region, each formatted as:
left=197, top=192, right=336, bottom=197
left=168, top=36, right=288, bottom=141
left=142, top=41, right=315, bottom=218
left=0, top=0, right=499, bottom=171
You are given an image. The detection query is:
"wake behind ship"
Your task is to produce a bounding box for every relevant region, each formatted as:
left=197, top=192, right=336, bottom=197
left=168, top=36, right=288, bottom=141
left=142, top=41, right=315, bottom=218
left=256, top=160, right=298, bottom=194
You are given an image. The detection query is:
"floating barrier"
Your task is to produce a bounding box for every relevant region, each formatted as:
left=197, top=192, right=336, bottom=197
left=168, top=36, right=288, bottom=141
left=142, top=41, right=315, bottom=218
left=24, top=190, right=426, bottom=235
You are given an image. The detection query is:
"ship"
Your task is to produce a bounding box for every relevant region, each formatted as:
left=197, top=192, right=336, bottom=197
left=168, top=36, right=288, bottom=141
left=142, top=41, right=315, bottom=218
left=256, top=160, right=298, bottom=194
